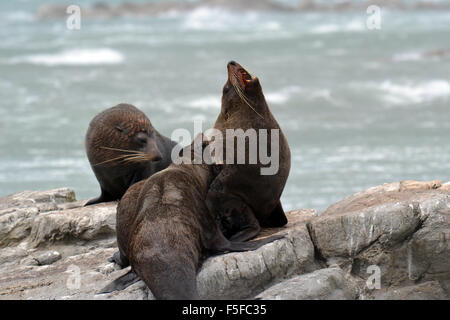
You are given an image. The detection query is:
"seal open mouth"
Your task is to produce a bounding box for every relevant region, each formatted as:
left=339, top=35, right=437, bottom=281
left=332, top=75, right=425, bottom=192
left=227, top=61, right=253, bottom=88
left=237, top=68, right=252, bottom=87
left=227, top=61, right=264, bottom=119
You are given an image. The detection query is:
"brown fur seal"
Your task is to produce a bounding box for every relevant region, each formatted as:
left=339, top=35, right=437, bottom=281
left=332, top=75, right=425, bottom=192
left=85, top=103, right=177, bottom=206
left=206, top=61, right=291, bottom=241
left=99, top=135, right=283, bottom=299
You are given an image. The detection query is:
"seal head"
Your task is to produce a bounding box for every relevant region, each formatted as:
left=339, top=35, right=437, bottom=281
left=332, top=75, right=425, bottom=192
left=85, top=103, right=177, bottom=205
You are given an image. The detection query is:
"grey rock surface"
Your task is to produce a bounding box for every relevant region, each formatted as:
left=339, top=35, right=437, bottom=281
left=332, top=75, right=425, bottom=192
left=35, top=251, right=62, bottom=266
left=374, top=281, right=447, bottom=300
left=308, top=180, right=450, bottom=298
left=0, top=181, right=449, bottom=300
left=28, top=202, right=117, bottom=248
left=0, top=188, right=76, bottom=247
left=256, top=267, right=360, bottom=300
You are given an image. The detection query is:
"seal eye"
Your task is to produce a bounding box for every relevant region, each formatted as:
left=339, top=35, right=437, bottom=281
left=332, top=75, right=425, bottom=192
left=135, top=133, right=148, bottom=146
left=223, top=83, right=231, bottom=94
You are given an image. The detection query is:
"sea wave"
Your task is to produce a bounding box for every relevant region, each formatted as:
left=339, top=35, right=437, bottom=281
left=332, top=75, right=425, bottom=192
left=265, top=86, right=301, bottom=104
left=266, top=86, right=334, bottom=105
left=351, top=80, right=450, bottom=105
left=378, top=80, right=450, bottom=105
left=181, top=7, right=280, bottom=31
left=392, top=52, right=422, bottom=62
left=311, top=20, right=365, bottom=34
left=2, top=11, right=33, bottom=22
left=10, top=48, right=124, bottom=66
left=186, top=96, right=221, bottom=110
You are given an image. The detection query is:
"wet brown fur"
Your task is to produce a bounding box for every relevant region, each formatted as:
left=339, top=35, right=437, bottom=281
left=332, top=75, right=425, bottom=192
left=85, top=103, right=177, bottom=205
left=106, top=136, right=283, bottom=299
left=206, top=61, right=291, bottom=240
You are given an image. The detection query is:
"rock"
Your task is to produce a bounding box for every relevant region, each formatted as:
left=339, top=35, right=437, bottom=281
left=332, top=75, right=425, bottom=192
left=0, top=188, right=76, bottom=247
left=374, top=281, right=447, bottom=300
left=0, top=246, right=28, bottom=265
left=256, top=267, right=360, bottom=300
left=28, top=202, right=117, bottom=248
left=197, top=210, right=319, bottom=299
left=0, top=188, right=76, bottom=210
left=309, top=201, right=422, bottom=261
left=35, top=251, right=62, bottom=266
left=407, top=208, right=450, bottom=282
left=400, top=180, right=441, bottom=191
left=96, top=279, right=151, bottom=300
left=308, top=180, right=450, bottom=293
left=97, top=262, right=120, bottom=275
left=20, top=256, right=39, bottom=267
left=0, top=181, right=449, bottom=300
left=0, top=207, right=318, bottom=300
left=441, top=182, right=450, bottom=191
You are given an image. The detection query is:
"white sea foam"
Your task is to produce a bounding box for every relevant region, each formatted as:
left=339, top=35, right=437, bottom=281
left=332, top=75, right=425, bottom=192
left=312, top=24, right=339, bottom=34
left=3, top=11, right=33, bottom=22
left=11, top=48, right=124, bottom=66
left=181, top=7, right=279, bottom=31
left=311, top=20, right=365, bottom=34
left=393, top=52, right=422, bottom=62
left=265, top=86, right=301, bottom=104
left=266, top=86, right=334, bottom=105
left=378, top=80, right=450, bottom=105
left=182, top=7, right=241, bottom=31
left=186, top=96, right=221, bottom=110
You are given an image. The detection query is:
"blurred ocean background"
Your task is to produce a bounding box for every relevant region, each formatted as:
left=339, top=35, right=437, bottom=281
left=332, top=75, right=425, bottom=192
left=0, top=0, right=449, bottom=212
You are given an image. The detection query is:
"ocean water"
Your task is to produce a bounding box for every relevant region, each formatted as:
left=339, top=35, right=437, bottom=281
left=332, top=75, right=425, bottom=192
left=0, top=0, right=449, bottom=212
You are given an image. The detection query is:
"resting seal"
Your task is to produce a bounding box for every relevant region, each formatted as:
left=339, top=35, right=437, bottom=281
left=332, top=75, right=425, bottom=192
left=100, top=135, right=283, bottom=299
left=206, top=61, right=291, bottom=241
left=85, top=103, right=177, bottom=205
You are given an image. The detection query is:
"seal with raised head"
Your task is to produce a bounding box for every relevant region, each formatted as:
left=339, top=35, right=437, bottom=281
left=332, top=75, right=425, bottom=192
left=206, top=61, right=291, bottom=241
left=99, top=135, right=283, bottom=299
left=85, top=103, right=177, bottom=206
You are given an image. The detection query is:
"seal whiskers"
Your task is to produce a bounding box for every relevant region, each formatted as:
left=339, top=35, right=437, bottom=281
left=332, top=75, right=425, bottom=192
left=230, top=69, right=264, bottom=119
left=92, top=149, right=154, bottom=166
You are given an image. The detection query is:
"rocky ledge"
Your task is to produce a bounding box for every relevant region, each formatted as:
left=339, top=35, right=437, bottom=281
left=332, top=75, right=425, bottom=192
left=0, top=180, right=449, bottom=300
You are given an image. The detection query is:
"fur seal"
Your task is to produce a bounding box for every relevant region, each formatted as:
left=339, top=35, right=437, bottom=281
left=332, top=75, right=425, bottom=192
left=206, top=61, right=291, bottom=241
left=100, top=135, right=283, bottom=299
left=85, top=103, right=177, bottom=206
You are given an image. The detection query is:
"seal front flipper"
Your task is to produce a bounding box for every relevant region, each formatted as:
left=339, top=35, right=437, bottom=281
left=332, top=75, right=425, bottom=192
left=206, top=185, right=261, bottom=242
left=84, top=188, right=114, bottom=206
left=98, top=270, right=139, bottom=294
left=214, top=233, right=284, bottom=253
left=225, top=201, right=261, bottom=242
left=262, top=201, right=288, bottom=228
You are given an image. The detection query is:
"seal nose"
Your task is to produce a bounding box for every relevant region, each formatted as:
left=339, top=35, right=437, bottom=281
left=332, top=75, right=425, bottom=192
left=228, top=60, right=237, bottom=67
left=152, top=152, right=162, bottom=162
left=146, top=138, right=163, bottom=162
left=148, top=148, right=162, bottom=162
